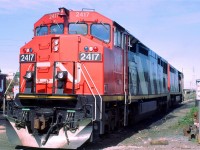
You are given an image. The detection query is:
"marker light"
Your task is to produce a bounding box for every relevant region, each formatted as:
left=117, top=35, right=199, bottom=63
left=93, top=46, right=98, bottom=52
left=29, top=48, right=33, bottom=53
left=84, top=46, right=89, bottom=52
left=89, top=47, right=93, bottom=52
left=25, top=48, right=33, bottom=53
left=26, top=48, right=30, bottom=53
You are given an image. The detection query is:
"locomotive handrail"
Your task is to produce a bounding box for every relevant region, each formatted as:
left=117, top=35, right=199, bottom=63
left=80, top=67, right=97, bottom=121
left=128, top=92, right=132, bottom=104
left=82, top=8, right=95, bottom=11
left=82, top=64, right=102, bottom=120
left=81, top=64, right=102, bottom=121
left=52, top=61, right=101, bottom=120
left=124, top=36, right=128, bottom=126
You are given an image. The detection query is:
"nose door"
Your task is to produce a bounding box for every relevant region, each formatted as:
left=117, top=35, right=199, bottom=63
left=129, top=61, right=137, bottom=95
left=36, top=61, right=53, bottom=93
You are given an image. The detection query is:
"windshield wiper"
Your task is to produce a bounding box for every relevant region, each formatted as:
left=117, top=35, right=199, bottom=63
left=55, top=22, right=62, bottom=32
left=100, top=21, right=109, bottom=31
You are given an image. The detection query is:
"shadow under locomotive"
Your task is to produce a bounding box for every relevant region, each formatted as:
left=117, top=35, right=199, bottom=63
left=83, top=103, right=184, bottom=150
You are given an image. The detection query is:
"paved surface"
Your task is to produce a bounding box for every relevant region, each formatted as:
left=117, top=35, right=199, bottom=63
left=0, top=115, right=15, bottom=150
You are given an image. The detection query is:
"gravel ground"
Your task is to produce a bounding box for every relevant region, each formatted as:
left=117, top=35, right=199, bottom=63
left=0, top=99, right=199, bottom=150
left=84, top=99, right=200, bottom=150
left=0, top=115, right=15, bottom=150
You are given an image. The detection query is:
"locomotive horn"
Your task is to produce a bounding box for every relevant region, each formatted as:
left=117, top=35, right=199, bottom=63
left=58, top=7, right=69, bottom=17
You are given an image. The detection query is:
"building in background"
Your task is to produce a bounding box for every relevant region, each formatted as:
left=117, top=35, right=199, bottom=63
left=0, top=69, right=7, bottom=106
left=5, top=71, right=19, bottom=99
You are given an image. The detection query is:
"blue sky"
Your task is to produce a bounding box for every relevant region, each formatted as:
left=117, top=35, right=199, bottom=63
left=0, top=0, right=200, bottom=89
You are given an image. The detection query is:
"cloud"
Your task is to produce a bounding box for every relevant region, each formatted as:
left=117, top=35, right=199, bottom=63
left=0, top=0, right=100, bottom=14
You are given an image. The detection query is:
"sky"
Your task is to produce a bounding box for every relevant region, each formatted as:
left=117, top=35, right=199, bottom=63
left=0, top=0, right=200, bottom=89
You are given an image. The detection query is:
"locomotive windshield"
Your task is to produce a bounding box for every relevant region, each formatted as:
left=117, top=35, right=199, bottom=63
left=35, top=24, right=64, bottom=36
left=91, top=23, right=110, bottom=43
left=50, top=24, right=64, bottom=34
left=69, top=23, right=87, bottom=35
left=36, top=26, right=48, bottom=36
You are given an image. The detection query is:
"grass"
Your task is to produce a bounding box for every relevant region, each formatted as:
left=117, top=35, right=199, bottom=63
left=178, top=106, right=198, bottom=127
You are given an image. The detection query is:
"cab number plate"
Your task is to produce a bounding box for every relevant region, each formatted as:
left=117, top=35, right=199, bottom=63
left=79, top=53, right=101, bottom=61
left=20, top=54, right=35, bottom=62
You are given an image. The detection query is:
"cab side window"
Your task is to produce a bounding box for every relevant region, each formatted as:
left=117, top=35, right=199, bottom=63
left=114, top=28, right=122, bottom=47
left=91, top=23, right=110, bottom=43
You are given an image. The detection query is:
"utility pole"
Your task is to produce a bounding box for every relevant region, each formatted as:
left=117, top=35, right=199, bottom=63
left=196, top=79, right=200, bottom=143
left=193, top=67, right=195, bottom=90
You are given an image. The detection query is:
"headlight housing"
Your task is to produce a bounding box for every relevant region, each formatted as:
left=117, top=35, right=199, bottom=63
left=54, top=46, right=59, bottom=51
left=52, top=38, right=60, bottom=52
left=56, top=71, right=67, bottom=80
left=54, top=39, right=59, bottom=45
left=24, top=71, right=34, bottom=81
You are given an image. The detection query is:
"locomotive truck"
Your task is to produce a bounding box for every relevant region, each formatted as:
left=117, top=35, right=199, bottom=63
left=6, top=7, right=184, bottom=149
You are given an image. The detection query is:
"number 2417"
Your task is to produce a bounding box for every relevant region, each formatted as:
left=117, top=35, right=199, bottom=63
left=76, top=12, right=89, bottom=17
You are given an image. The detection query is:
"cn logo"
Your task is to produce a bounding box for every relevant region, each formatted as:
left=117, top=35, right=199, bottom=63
left=0, top=79, right=4, bottom=92
left=56, top=62, right=81, bottom=84
left=36, top=62, right=81, bottom=84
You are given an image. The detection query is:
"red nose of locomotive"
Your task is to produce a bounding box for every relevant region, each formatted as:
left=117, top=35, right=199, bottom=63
left=8, top=8, right=106, bottom=148
left=17, top=7, right=113, bottom=98
left=20, top=37, right=103, bottom=95
left=19, top=9, right=104, bottom=96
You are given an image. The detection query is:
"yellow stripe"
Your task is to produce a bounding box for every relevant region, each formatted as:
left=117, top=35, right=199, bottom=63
left=18, top=93, right=178, bottom=101
left=102, top=95, right=124, bottom=101
left=18, top=94, right=76, bottom=100
left=102, top=94, right=169, bottom=102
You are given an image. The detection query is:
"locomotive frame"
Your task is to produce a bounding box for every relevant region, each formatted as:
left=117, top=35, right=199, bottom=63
left=6, top=7, right=184, bottom=149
